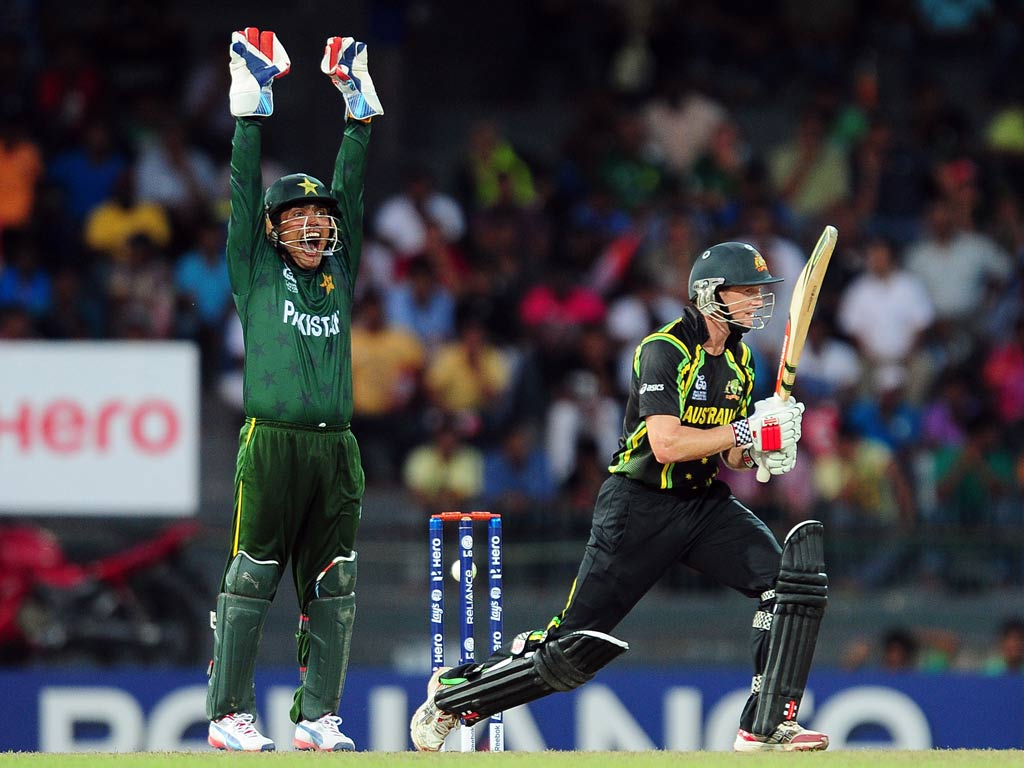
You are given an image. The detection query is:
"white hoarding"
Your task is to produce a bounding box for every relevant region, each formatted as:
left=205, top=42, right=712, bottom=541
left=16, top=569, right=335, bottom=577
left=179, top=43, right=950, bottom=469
left=0, top=342, right=199, bottom=515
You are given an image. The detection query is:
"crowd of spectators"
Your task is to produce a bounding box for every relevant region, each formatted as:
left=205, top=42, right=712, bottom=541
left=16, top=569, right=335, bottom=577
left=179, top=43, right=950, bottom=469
left=840, top=616, right=1024, bottom=674
left=4, top=2, right=1024, bottom=593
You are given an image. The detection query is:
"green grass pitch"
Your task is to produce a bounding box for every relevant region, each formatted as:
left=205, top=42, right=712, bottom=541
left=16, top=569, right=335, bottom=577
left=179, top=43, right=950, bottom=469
left=0, top=751, right=1020, bottom=767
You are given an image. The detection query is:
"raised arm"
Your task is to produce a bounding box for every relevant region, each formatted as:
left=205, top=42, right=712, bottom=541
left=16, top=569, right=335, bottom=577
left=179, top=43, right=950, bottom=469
left=226, top=119, right=266, bottom=292
left=321, top=37, right=383, bottom=283
left=331, top=122, right=371, bottom=280
left=225, top=27, right=290, bottom=293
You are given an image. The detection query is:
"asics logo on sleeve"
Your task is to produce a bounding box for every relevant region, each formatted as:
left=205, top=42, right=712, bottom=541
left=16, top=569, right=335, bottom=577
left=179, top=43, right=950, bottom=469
left=639, top=383, right=665, bottom=394
left=282, top=299, right=341, bottom=337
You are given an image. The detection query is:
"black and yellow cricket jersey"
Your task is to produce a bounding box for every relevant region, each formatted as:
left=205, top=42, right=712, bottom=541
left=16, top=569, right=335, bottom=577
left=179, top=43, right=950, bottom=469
left=609, top=307, right=755, bottom=492
left=226, top=117, right=369, bottom=426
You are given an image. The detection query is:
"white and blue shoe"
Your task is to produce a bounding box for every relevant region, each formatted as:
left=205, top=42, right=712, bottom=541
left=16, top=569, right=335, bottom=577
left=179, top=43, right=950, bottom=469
left=208, top=712, right=275, bottom=751
left=293, top=713, right=356, bottom=751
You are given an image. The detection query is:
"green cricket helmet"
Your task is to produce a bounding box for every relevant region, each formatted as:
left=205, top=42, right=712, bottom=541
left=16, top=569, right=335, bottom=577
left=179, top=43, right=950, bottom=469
left=688, top=241, right=782, bottom=329
left=264, top=173, right=339, bottom=220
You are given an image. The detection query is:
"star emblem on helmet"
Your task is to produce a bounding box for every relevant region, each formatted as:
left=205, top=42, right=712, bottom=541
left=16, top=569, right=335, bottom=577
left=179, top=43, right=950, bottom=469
left=297, top=176, right=320, bottom=195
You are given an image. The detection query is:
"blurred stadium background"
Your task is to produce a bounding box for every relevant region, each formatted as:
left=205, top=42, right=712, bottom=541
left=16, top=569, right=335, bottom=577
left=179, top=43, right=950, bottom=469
left=1, top=0, right=1024, bottom=752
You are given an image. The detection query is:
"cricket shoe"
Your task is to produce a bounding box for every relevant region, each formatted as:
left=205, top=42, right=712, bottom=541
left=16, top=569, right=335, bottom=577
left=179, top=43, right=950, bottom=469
left=410, top=666, right=461, bottom=751
left=733, top=720, right=829, bottom=752
left=208, top=712, right=275, bottom=751
left=293, top=713, right=356, bottom=751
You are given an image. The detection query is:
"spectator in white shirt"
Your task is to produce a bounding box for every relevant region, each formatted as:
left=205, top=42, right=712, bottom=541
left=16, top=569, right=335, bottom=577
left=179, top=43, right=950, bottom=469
left=838, top=236, right=935, bottom=399
left=374, top=164, right=465, bottom=257
left=904, top=198, right=1011, bottom=324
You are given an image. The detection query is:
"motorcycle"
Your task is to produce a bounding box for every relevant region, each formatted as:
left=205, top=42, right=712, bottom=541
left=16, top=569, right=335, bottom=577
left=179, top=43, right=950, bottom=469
left=0, top=521, right=208, bottom=666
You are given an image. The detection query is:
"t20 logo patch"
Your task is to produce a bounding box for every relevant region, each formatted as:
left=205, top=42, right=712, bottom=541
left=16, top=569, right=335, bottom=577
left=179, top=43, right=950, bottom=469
left=693, top=374, right=707, bottom=401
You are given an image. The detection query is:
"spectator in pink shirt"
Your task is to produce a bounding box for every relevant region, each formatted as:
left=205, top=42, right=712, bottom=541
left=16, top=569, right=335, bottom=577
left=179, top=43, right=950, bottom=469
left=984, top=318, right=1024, bottom=425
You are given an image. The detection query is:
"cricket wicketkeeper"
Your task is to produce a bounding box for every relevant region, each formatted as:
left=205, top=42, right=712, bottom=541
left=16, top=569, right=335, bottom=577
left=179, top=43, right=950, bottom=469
left=205, top=26, right=381, bottom=752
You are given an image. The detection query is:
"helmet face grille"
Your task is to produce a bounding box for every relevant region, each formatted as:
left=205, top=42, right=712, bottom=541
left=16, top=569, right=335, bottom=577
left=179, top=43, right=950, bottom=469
left=700, top=290, right=777, bottom=329
left=276, top=213, right=340, bottom=256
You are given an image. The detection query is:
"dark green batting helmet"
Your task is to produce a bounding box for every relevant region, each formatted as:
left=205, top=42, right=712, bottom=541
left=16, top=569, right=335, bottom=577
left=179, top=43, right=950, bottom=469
left=264, top=173, right=339, bottom=220
left=688, top=241, right=782, bottom=301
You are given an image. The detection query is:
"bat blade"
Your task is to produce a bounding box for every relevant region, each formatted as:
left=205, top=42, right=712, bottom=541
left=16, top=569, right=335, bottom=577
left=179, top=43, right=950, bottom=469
left=773, top=225, right=837, bottom=401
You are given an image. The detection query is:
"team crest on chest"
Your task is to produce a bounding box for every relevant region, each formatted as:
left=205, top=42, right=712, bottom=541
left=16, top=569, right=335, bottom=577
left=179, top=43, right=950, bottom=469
left=320, top=274, right=335, bottom=294
left=724, top=378, right=742, bottom=400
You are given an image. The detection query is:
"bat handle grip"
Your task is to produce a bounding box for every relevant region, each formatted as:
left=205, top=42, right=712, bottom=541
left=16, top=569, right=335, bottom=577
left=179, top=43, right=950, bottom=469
left=756, top=465, right=770, bottom=483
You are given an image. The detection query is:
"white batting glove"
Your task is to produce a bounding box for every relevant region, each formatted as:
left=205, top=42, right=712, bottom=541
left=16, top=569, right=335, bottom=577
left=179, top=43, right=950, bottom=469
left=730, top=398, right=804, bottom=452
left=750, top=444, right=798, bottom=479
left=229, top=28, right=291, bottom=117
left=752, top=395, right=804, bottom=447
left=322, top=37, right=384, bottom=120
left=753, top=442, right=798, bottom=483
left=752, top=394, right=805, bottom=419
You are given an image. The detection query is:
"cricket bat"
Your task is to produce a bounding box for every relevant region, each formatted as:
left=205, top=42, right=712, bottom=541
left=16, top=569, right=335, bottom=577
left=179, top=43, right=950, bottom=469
left=756, top=225, right=837, bottom=483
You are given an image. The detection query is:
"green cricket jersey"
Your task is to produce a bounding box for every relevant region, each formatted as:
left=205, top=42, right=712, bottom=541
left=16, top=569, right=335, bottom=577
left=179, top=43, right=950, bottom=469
left=609, top=307, right=755, bottom=492
left=227, top=117, right=370, bottom=426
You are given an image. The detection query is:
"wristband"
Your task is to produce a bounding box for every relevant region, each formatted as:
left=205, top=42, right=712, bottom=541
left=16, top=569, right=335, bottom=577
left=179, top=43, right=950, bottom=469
left=731, top=418, right=752, bottom=448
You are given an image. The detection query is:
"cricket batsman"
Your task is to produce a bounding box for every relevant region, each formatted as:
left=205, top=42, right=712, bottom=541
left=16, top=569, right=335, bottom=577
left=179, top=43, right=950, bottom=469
left=205, top=27, right=382, bottom=752
left=411, top=243, right=829, bottom=752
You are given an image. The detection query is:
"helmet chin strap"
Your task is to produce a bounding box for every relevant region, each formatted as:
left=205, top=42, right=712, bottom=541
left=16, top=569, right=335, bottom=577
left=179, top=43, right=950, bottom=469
left=707, top=308, right=755, bottom=336
left=728, top=312, right=754, bottom=337
left=702, top=298, right=755, bottom=331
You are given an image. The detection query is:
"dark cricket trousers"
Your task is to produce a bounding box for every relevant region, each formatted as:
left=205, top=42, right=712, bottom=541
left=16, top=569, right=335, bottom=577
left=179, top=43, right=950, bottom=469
left=222, top=418, right=365, bottom=608
left=551, top=474, right=782, bottom=731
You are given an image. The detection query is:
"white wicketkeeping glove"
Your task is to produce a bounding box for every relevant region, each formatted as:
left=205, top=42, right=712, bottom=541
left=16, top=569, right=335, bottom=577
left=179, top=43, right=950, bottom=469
left=229, top=28, right=291, bottom=117
left=750, top=444, right=798, bottom=479
left=321, top=37, right=384, bottom=120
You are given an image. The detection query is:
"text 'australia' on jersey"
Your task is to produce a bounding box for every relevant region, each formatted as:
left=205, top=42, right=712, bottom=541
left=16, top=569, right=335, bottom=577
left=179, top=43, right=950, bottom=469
left=609, top=307, right=755, bottom=492
left=226, top=118, right=370, bottom=426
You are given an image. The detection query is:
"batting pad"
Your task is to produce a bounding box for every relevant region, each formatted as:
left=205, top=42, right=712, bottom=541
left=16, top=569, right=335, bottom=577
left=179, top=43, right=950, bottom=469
left=751, top=520, right=828, bottom=735
left=435, top=630, right=629, bottom=723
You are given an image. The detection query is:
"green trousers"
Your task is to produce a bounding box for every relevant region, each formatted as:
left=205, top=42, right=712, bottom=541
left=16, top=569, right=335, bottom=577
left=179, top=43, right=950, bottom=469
left=223, top=418, right=364, bottom=602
